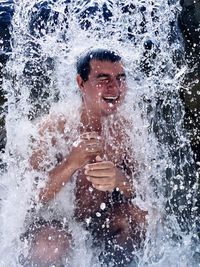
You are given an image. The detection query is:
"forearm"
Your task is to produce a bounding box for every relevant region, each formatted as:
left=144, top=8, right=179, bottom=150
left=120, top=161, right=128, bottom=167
left=39, top=157, right=77, bottom=204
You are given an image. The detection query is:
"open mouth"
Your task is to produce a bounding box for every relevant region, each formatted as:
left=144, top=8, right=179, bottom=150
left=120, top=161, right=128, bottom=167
left=102, top=95, right=120, bottom=104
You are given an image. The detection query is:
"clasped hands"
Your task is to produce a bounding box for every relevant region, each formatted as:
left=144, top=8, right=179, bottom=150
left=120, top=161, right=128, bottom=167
left=85, top=155, right=117, bottom=192
left=70, top=132, right=119, bottom=192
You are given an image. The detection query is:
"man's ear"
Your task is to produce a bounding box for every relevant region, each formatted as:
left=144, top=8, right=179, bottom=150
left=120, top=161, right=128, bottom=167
left=76, top=74, right=85, bottom=91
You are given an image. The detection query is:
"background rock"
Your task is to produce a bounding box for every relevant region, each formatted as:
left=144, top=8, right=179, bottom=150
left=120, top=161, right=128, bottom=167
left=179, top=0, right=200, bottom=165
left=0, top=0, right=14, bottom=151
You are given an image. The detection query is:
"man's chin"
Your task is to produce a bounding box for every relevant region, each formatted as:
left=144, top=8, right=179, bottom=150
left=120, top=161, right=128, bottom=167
left=101, top=106, right=118, bottom=116
left=100, top=99, right=123, bottom=116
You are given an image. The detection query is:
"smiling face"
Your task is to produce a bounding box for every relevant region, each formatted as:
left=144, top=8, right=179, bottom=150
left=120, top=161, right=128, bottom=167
left=77, top=60, right=127, bottom=117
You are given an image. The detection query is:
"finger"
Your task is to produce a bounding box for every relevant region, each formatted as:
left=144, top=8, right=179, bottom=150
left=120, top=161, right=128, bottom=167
left=84, top=140, right=102, bottom=151
left=85, top=143, right=102, bottom=154
left=96, top=155, right=103, bottom=162
left=81, top=132, right=101, bottom=140
left=87, top=137, right=102, bottom=144
left=85, top=141, right=102, bottom=148
left=83, top=139, right=101, bottom=148
left=85, top=168, right=114, bottom=177
left=85, top=161, right=113, bottom=170
left=86, top=176, right=113, bottom=184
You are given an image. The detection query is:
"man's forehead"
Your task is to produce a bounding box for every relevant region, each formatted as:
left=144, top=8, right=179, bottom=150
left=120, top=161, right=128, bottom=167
left=90, top=59, right=124, bottom=71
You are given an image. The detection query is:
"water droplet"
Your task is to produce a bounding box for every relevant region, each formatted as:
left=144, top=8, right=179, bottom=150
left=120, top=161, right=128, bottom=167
left=100, top=202, right=106, bottom=210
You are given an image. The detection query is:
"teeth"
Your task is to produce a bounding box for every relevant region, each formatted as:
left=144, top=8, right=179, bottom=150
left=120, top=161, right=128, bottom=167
left=103, top=96, right=118, bottom=100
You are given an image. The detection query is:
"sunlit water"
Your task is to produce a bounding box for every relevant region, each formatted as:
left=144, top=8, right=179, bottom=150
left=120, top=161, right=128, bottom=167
left=0, top=0, right=199, bottom=266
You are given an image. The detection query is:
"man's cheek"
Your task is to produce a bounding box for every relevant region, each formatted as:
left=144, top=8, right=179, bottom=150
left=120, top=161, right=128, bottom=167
left=94, top=91, right=103, bottom=103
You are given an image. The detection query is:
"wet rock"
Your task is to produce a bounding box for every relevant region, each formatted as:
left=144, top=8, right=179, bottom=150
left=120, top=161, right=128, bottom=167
left=179, top=0, right=200, bottom=164
left=0, top=1, right=14, bottom=155
left=0, top=0, right=14, bottom=105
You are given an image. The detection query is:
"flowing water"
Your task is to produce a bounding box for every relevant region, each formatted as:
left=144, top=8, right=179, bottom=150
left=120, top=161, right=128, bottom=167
left=0, top=0, right=199, bottom=266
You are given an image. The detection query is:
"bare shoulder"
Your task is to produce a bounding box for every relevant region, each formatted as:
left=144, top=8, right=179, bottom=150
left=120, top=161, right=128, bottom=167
left=37, top=99, right=81, bottom=140
left=38, top=113, right=67, bottom=137
left=30, top=113, right=69, bottom=170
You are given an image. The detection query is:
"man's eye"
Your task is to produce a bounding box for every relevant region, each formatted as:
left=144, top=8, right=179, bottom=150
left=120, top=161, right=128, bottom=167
left=118, top=76, right=126, bottom=82
left=98, top=77, right=109, bottom=82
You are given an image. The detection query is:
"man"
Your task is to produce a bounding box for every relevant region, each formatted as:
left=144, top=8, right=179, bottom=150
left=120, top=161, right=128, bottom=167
left=25, top=49, right=147, bottom=267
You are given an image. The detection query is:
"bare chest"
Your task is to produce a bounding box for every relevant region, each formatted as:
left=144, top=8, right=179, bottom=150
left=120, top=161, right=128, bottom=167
left=101, top=121, right=127, bottom=165
left=74, top=128, right=128, bottom=221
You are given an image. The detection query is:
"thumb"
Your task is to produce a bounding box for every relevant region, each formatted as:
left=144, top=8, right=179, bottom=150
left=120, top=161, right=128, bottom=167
left=96, top=155, right=103, bottom=162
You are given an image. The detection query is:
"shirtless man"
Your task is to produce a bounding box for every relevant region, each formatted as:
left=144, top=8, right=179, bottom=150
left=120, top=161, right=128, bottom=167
left=25, top=49, right=147, bottom=267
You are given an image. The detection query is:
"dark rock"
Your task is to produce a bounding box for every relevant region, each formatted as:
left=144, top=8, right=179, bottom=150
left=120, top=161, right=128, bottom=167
left=0, top=1, right=14, bottom=155
left=179, top=0, right=200, bottom=164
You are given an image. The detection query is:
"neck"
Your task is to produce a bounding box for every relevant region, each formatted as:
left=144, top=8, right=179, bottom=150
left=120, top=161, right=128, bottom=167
left=80, top=105, right=102, bottom=133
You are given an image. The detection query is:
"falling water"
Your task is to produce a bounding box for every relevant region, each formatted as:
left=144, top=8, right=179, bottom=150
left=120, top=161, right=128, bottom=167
left=0, top=0, right=199, bottom=266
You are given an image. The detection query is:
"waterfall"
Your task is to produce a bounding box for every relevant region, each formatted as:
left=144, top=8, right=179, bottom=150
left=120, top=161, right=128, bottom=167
left=0, top=0, right=199, bottom=266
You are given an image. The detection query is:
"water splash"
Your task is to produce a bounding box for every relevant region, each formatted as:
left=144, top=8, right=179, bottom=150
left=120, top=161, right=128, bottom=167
left=0, top=0, right=199, bottom=266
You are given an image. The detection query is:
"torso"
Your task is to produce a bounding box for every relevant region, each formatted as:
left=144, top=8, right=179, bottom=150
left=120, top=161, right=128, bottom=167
left=43, top=110, right=132, bottom=222
left=74, top=117, right=131, bottom=221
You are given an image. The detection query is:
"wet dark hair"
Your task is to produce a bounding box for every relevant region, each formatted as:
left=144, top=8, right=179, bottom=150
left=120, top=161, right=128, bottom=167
left=76, top=48, right=121, bottom=81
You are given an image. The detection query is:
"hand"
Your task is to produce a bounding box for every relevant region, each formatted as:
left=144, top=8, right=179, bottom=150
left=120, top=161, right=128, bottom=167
left=84, top=156, right=117, bottom=192
left=68, top=132, right=103, bottom=171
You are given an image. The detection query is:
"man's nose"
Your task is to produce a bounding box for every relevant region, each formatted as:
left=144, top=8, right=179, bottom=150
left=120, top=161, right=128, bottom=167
left=107, top=78, right=119, bottom=90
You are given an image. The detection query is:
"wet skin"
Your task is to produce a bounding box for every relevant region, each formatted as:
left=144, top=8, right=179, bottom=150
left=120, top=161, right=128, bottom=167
left=28, top=59, right=147, bottom=266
